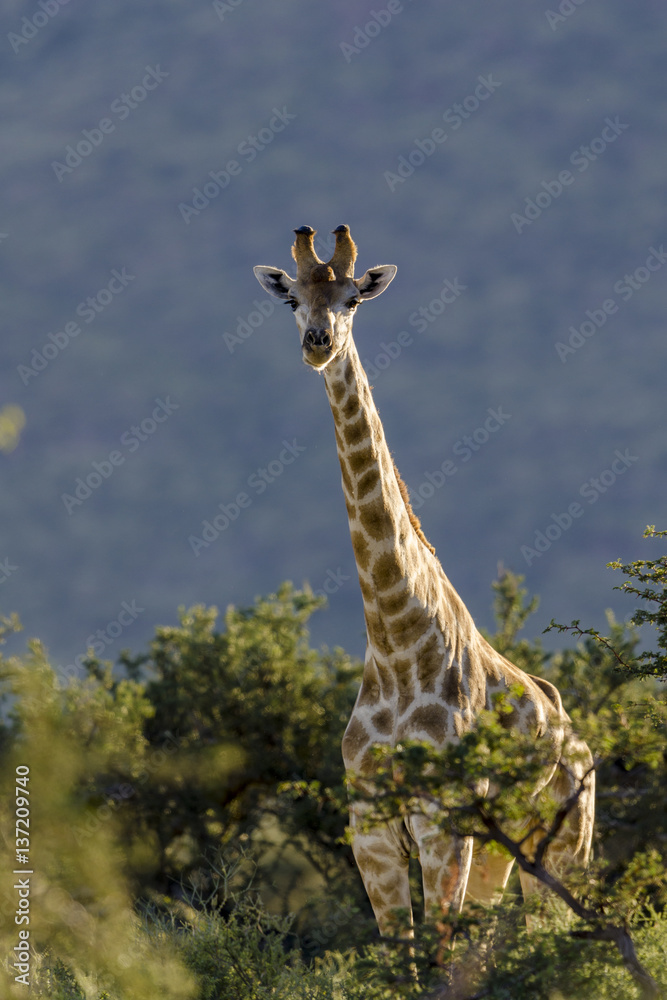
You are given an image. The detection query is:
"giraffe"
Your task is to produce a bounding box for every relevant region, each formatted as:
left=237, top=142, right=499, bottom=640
left=253, top=225, right=595, bottom=939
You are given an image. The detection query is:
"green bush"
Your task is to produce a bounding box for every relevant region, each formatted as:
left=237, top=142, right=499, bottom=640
left=0, top=531, right=664, bottom=998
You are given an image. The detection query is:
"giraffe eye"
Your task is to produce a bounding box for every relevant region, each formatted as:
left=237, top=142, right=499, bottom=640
left=286, top=298, right=299, bottom=311
left=347, top=298, right=361, bottom=310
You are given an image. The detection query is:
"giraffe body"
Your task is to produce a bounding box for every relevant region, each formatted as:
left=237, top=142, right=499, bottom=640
left=254, top=226, right=594, bottom=936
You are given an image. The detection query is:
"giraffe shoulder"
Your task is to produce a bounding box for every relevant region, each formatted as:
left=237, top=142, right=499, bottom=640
left=477, top=638, right=567, bottom=718
left=525, top=673, right=565, bottom=715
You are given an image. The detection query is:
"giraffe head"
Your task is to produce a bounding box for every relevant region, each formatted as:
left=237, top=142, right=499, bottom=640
left=254, top=225, right=397, bottom=369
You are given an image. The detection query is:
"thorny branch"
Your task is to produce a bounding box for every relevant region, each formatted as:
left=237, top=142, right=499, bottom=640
left=544, top=618, right=635, bottom=671
left=470, top=800, right=661, bottom=999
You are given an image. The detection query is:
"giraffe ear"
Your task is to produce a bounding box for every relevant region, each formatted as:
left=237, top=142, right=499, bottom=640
left=355, top=265, right=397, bottom=300
left=253, top=266, right=295, bottom=300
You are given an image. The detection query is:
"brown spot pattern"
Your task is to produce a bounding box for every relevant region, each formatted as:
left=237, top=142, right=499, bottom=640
left=358, top=679, right=381, bottom=707
left=378, top=587, right=410, bottom=617
left=378, top=882, right=406, bottom=907
left=376, top=661, right=396, bottom=700
left=390, top=605, right=432, bottom=649
left=359, top=660, right=380, bottom=705
left=405, top=703, right=448, bottom=741
left=334, top=427, right=345, bottom=453
left=342, top=394, right=360, bottom=420
left=416, top=633, right=441, bottom=693
left=345, top=498, right=358, bottom=521
left=331, top=380, right=346, bottom=403
left=343, top=417, right=368, bottom=447
left=350, top=530, right=371, bottom=570
left=396, top=670, right=415, bottom=716
left=465, top=651, right=487, bottom=713
left=358, top=747, right=382, bottom=776
left=372, top=552, right=402, bottom=591
left=442, top=663, right=464, bottom=708
left=359, top=577, right=375, bottom=605
left=342, top=717, right=369, bottom=761
left=499, top=704, right=518, bottom=730
left=340, top=460, right=353, bottom=495
left=359, top=500, right=394, bottom=541
left=357, top=467, right=380, bottom=499
left=365, top=610, right=390, bottom=656
left=348, top=447, right=375, bottom=475
left=372, top=708, right=394, bottom=735
left=357, top=854, right=393, bottom=877
left=371, top=842, right=401, bottom=861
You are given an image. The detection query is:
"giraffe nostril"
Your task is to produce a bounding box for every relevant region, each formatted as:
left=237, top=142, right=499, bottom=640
left=304, top=328, right=332, bottom=349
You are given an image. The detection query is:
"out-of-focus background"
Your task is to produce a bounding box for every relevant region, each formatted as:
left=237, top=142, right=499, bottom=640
left=2, top=0, right=665, bottom=670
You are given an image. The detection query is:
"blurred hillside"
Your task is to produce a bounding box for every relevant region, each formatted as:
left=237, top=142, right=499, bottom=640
left=0, top=0, right=665, bottom=668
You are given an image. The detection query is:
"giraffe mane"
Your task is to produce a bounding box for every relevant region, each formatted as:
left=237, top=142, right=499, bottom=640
left=391, top=458, right=436, bottom=555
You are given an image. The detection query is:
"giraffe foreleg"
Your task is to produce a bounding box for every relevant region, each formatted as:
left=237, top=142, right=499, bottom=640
left=406, top=813, right=474, bottom=924
left=349, top=804, right=415, bottom=938
left=465, top=845, right=515, bottom=907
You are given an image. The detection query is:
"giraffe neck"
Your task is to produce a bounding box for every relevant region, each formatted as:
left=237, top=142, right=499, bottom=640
left=322, top=341, right=474, bottom=664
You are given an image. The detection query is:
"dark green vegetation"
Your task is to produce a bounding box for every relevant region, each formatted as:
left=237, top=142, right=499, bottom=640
left=0, top=530, right=665, bottom=998
left=2, top=0, right=666, bottom=670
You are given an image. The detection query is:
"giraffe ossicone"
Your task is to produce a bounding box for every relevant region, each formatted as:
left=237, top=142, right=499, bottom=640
left=254, top=226, right=595, bottom=938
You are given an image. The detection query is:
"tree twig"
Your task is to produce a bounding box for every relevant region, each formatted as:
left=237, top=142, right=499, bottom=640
left=543, top=619, right=635, bottom=671
left=473, top=804, right=661, bottom=999
left=534, top=764, right=595, bottom=867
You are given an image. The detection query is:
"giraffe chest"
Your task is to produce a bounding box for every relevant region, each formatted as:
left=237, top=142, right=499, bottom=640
left=342, top=642, right=479, bottom=774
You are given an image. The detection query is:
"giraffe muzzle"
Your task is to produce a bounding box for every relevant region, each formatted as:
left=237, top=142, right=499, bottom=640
left=302, top=327, right=334, bottom=366
left=304, top=327, right=332, bottom=349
